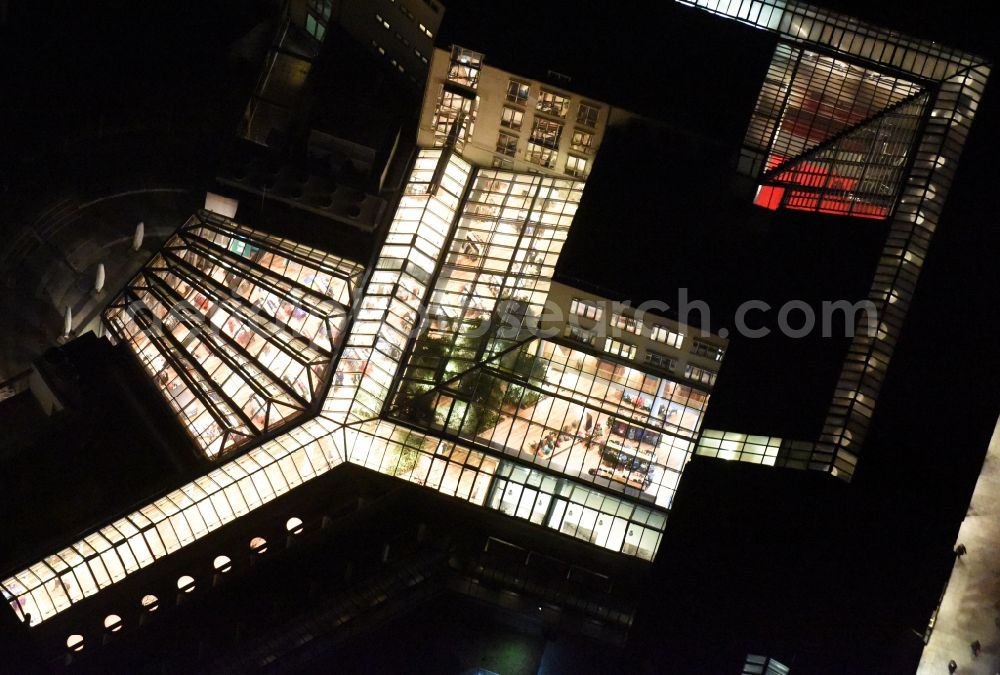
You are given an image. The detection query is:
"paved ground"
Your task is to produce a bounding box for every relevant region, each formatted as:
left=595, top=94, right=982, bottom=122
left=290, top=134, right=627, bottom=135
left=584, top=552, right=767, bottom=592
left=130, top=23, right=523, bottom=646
left=918, top=414, right=1000, bottom=674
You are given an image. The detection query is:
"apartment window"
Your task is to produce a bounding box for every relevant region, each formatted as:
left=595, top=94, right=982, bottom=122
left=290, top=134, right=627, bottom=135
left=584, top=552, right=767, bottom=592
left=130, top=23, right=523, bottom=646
left=685, top=364, right=717, bottom=386
left=566, top=155, right=588, bottom=177
left=500, top=106, right=524, bottom=131
left=691, top=339, right=726, bottom=362
left=529, top=118, right=562, bottom=149
left=577, top=102, right=600, bottom=127
left=419, top=22, right=433, bottom=38
left=651, top=325, right=684, bottom=348
left=611, top=312, right=642, bottom=335
left=496, top=131, right=518, bottom=157
left=644, top=351, right=676, bottom=371
left=414, top=48, right=428, bottom=64
left=563, top=324, right=595, bottom=346
left=525, top=144, right=556, bottom=168
left=305, top=14, right=326, bottom=41
left=491, top=157, right=514, bottom=170
left=571, top=129, right=594, bottom=153
left=570, top=298, right=603, bottom=321
left=305, top=0, right=332, bottom=41
left=375, top=13, right=390, bottom=29
left=395, top=32, right=409, bottom=47
left=506, top=79, right=529, bottom=105
left=604, top=338, right=636, bottom=360
left=401, top=5, right=415, bottom=20
left=536, top=89, right=570, bottom=118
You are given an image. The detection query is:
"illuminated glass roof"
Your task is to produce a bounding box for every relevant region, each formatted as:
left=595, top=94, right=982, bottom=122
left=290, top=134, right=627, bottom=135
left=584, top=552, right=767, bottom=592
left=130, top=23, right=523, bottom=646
left=103, top=211, right=364, bottom=459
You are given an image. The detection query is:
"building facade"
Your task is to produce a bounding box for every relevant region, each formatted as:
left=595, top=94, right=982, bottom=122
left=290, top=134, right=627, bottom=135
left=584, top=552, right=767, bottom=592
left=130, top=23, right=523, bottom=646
left=289, top=0, right=443, bottom=84
left=418, top=45, right=630, bottom=179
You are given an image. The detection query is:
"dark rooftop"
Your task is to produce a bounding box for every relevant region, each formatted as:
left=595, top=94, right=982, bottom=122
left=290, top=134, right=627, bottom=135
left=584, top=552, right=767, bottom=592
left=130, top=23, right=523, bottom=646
left=0, top=334, right=196, bottom=569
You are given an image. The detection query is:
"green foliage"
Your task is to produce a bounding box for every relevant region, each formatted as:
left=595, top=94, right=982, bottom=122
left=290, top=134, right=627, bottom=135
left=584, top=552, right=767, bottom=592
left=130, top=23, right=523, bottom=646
left=387, top=428, right=422, bottom=477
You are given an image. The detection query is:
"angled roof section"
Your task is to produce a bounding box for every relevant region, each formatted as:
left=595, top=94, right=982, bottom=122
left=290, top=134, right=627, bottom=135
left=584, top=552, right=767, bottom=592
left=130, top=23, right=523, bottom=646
left=104, top=210, right=364, bottom=460
left=754, top=90, right=930, bottom=218
left=740, top=43, right=925, bottom=184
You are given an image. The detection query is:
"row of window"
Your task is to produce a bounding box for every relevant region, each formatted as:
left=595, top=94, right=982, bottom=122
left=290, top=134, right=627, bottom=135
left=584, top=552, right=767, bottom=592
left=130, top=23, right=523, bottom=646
left=495, top=126, right=589, bottom=175
left=644, top=351, right=675, bottom=371
left=604, top=338, right=637, bottom=360
left=685, top=364, right=717, bottom=386
left=396, top=29, right=429, bottom=65
left=570, top=298, right=603, bottom=321
left=60, top=520, right=306, bottom=653
left=613, top=311, right=723, bottom=359
left=504, top=78, right=601, bottom=128
left=371, top=40, right=408, bottom=75
left=566, top=301, right=719, bottom=384
left=573, top=302, right=687, bottom=351
left=378, top=4, right=434, bottom=39
left=607, top=340, right=715, bottom=386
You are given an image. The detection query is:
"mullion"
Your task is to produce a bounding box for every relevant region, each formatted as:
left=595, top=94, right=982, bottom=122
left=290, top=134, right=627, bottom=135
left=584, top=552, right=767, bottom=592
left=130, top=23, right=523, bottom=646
left=179, top=231, right=341, bottom=320
left=142, top=268, right=309, bottom=411
left=123, top=289, right=240, bottom=434
left=193, top=217, right=355, bottom=285
left=160, top=249, right=326, bottom=366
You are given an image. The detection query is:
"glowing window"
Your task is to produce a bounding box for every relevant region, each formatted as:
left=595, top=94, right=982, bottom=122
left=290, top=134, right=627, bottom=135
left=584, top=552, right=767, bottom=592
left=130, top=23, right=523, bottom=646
left=500, top=106, right=524, bottom=131
left=651, top=325, right=683, bottom=348
left=506, top=79, right=529, bottom=105
left=536, top=89, right=570, bottom=118
left=496, top=131, right=518, bottom=157
left=604, top=338, right=636, bottom=360
left=570, top=298, right=603, bottom=321
left=611, top=313, right=642, bottom=335
left=566, top=156, right=588, bottom=178
left=570, top=129, right=594, bottom=153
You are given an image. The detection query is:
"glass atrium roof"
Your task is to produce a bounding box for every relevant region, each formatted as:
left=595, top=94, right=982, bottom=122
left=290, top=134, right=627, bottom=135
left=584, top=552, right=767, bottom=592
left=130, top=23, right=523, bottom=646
left=103, top=211, right=364, bottom=460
